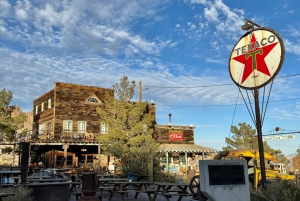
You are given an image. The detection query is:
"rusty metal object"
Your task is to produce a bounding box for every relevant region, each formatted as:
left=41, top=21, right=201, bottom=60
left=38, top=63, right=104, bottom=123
left=79, top=171, right=101, bottom=201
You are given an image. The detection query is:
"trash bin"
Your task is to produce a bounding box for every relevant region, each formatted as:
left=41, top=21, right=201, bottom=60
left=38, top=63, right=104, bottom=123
left=127, top=173, right=138, bottom=182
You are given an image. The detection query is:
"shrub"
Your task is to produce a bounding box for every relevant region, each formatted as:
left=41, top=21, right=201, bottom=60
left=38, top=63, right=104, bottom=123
left=251, top=177, right=300, bottom=201
left=0, top=185, right=33, bottom=201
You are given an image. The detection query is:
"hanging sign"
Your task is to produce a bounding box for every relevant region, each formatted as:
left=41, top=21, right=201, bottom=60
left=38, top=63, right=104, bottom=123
left=229, top=27, right=285, bottom=89
left=263, top=134, right=295, bottom=141
left=169, top=130, right=184, bottom=141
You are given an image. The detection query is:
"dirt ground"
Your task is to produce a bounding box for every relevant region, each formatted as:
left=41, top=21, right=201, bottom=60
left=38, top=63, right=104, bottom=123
left=69, top=190, right=195, bottom=201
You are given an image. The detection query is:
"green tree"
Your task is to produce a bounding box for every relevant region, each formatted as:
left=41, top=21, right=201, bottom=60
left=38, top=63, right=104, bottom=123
left=223, top=122, right=289, bottom=166
left=0, top=89, right=27, bottom=142
left=223, top=122, right=257, bottom=150
left=96, top=76, right=161, bottom=178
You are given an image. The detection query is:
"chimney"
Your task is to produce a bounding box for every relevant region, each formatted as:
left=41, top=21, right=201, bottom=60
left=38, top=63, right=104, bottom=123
left=168, top=113, right=172, bottom=125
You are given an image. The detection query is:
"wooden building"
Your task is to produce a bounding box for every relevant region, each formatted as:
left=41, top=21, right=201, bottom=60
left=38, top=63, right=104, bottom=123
left=30, top=82, right=116, bottom=168
left=26, top=82, right=217, bottom=172
left=153, top=114, right=218, bottom=174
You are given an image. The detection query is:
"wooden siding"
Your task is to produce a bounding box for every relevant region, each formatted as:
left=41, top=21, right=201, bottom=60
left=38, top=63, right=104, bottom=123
left=154, top=125, right=194, bottom=144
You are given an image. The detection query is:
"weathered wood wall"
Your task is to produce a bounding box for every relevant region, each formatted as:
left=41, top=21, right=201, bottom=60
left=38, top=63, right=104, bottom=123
left=153, top=125, right=194, bottom=144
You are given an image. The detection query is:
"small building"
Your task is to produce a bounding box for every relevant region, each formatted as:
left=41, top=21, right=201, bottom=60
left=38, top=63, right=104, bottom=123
left=154, top=114, right=218, bottom=174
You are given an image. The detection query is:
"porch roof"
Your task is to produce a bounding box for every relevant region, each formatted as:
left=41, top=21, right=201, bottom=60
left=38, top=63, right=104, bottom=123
left=159, top=143, right=219, bottom=153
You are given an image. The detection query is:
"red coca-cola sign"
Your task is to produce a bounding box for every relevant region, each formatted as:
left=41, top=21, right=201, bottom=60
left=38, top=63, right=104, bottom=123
left=169, top=131, right=184, bottom=141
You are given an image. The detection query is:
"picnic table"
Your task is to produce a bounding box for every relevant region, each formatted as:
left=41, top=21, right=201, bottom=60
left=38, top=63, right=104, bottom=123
left=152, top=182, right=193, bottom=201
left=97, top=174, right=114, bottom=178
left=26, top=178, right=69, bottom=183
left=98, top=178, right=129, bottom=197
left=107, top=181, right=153, bottom=201
left=12, top=176, right=51, bottom=184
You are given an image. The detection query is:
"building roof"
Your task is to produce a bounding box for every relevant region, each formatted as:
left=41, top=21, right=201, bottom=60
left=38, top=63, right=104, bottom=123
left=159, top=144, right=219, bottom=153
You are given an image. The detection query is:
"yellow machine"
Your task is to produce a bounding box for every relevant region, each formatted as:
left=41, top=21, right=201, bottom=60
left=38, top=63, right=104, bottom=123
left=214, top=149, right=295, bottom=188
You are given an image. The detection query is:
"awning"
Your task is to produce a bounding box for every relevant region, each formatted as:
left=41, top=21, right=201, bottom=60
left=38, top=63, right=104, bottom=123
left=159, top=144, right=219, bottom=153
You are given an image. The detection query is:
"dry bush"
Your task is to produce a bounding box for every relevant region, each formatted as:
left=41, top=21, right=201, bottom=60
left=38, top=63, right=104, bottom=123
left=0, top=185, right=33, bottom=201
left=251, top=178, right=300, bottom=201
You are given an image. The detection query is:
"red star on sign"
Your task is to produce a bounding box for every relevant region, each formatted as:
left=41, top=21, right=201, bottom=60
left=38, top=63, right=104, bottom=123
left=232, top=34, right=278, bottom=84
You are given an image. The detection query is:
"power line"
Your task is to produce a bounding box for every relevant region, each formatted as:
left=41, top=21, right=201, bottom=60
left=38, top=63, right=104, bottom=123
left=157, top=97, right=300, bottom=108
left=146, top=73, right=300, bottom=89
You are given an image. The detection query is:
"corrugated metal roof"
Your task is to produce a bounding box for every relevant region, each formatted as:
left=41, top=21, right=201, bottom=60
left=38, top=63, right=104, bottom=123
left=159, top=144, right=219, bottom=153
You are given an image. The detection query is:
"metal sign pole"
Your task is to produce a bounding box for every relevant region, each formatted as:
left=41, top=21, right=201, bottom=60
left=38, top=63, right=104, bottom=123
left=254, top=88, right=266, bottom=188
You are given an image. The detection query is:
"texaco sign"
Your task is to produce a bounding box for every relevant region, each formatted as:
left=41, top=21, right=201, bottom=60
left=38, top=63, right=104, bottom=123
left=229, top=27, right=285, bottom=89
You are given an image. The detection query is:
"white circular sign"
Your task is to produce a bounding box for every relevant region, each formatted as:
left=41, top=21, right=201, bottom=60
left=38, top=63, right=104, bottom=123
left=229, top=27, right=284, bottom=89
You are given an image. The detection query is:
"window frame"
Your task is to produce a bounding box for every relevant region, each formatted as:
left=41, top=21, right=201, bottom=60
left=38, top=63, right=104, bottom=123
left=39, top=123, right=46, bottom=134
left=63, top=120, right=73, bottom=132
left=101, top=122, right=108, bottom=134
left=48, top=98, right=51, bottom=109
left=78, top=121, right=86, bottom=133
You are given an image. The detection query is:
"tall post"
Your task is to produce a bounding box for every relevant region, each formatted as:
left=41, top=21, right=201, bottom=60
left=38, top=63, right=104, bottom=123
left=21, top=142, right=30, bottom=184
left=98, top=143, right=101, bottom=168
left=254, top=88, right=266, bottom=188
left=138, top=80, right=142, bottom=102
left=63, top=144, right=68, bottom=168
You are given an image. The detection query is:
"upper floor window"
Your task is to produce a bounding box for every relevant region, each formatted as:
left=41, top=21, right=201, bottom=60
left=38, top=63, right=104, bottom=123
left=35, top=106, right=38, bottom=114
left=41, top=102, right=44, bottom=112
left=63, top=120, right=73, bottom=132
left=88, top=97, right=99, bottom=103
left=47, top=122, right=51, bottom=134
left=48, top=98, right=51, bottom=109
left=78, top=121, right=86, bottom=133
left=101, top=122, right=108, bottom=134
left=39, top=123, right=45, bottom=134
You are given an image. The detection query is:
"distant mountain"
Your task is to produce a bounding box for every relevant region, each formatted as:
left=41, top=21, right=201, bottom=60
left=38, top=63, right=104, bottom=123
left=285, top=153, right=297, bottom=167
left=286, top=153, right=297, bottom=157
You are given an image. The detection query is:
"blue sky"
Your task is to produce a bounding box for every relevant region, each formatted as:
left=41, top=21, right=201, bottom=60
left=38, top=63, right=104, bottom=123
left=1, top=0, right=300, bottom=154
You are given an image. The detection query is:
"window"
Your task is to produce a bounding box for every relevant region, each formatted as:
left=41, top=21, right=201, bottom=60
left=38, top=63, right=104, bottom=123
left=78, top=121, right=86, bottom=133
left=179, top=155, right=186, bottom=163
left=41, top=102, right=44, bottom=112
left=39, top=123, right=46, bottom=134
left=87, top=97, right=99, bottom=103
left=48, top=98, right=51, bottom=109
left=35, top=106, right=38, bottom=114
left=47, top=122, right=51, bottom=134
left=161, top=156, right=172, bottom=163
left=63, top=120, right=73, bottom=132
left=101, top=122, right=108, bottom=134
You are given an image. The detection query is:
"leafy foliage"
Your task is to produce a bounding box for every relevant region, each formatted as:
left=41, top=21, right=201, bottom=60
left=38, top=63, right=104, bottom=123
left=224, top=122, right=289, bottom=166
left=0, top=88, right=27, bottom=148
left=96, top=76, right=161, bottom=178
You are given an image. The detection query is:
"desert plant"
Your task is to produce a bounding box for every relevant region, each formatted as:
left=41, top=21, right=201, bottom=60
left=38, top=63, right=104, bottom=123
left=251, top=177, right=300, bottom=201
left=0, top=185, right=33, bottom=201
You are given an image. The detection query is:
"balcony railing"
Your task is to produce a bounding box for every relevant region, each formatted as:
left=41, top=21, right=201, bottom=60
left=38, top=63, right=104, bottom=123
left=18, top=130, right=101, bottom=142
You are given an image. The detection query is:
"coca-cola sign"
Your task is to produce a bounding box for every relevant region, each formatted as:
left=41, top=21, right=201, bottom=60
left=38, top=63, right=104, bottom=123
left=169, top=131, right=184, bottom=141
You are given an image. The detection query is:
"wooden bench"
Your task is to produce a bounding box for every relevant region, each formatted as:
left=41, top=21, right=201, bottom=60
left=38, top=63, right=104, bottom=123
left=154, top=192, right=193, bottom=199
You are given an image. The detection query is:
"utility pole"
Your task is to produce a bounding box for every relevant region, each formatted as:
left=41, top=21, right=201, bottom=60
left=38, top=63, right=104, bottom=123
left=138, top=81, right=142, bottom=102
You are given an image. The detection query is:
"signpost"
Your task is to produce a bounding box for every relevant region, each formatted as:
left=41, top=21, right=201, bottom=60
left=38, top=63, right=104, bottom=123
left=229, top=19, right=285, bottom=188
